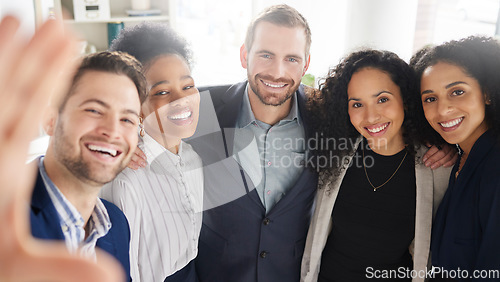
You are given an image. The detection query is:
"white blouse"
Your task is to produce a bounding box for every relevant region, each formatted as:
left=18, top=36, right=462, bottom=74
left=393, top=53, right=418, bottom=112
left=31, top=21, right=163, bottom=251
left=100, top=133, right=203, bottom=282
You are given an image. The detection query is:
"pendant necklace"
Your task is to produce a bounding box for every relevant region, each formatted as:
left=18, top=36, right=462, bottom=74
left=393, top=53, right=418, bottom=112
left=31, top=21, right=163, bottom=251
left=362, top=145, right=407, bottom=192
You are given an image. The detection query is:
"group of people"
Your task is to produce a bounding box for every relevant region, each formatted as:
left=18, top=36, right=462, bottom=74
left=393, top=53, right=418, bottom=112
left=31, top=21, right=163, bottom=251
left=1, top=3, right=500, bottom=282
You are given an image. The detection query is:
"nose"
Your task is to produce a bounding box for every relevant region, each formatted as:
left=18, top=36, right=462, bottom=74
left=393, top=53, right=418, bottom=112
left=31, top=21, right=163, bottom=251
left=169, top=90, right=196, bottom=107
left=436, top=99, right=452, bottom=116
left=269, top=60, right=286, bottom=79
left=97, top=114, right=121, bottom=140
left=364, top=105, right=381, bottom=123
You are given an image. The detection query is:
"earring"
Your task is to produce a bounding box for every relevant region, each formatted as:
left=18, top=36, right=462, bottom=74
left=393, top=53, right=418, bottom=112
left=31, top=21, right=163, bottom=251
left=486, top=99, right=492, bottom=105
left=139, top=116, right=145, bottom=137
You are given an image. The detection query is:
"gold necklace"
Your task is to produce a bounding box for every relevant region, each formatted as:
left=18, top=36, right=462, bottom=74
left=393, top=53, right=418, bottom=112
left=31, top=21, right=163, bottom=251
left=362, top=146, right=408, bottom=192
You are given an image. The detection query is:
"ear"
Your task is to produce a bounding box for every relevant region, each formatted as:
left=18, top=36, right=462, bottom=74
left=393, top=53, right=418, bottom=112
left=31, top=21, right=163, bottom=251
left=42, top=107, right=58, bottom=136
left=302, top=54, right=311, bottom=76
left=484, top=93, right=492, bottom=105
left=240, top=44, right=248, bottom=69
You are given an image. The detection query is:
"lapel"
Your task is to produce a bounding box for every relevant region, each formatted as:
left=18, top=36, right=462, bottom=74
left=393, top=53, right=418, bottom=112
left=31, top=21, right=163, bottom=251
left=214, top=82, right=263, bottom=209
left=207, top=82, right=317, bottom=213
left=95, top=201, right=116, bottom=255
left=215, top=82, right=247, bottom=157
left=449, top=130, right=496, bottom=208
left=31, top=171, right=65, bottom=240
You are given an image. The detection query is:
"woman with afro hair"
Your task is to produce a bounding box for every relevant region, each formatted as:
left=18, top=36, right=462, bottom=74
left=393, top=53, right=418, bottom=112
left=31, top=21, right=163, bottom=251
left=412, top=36, right=500, bottom=280
left=100, top=22, right=202, bottom=282
left=301, top=49, right=452, bottom=282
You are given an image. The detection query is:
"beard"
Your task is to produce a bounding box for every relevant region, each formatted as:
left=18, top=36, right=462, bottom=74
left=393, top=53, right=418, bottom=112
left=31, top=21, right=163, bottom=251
left=52, top=120, right=128, bottom=186
left=248, top=74, right=299, bottom=106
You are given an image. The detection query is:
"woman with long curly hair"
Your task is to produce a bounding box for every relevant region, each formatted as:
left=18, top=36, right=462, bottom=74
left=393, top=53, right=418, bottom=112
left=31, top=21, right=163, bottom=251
left=412, top=36, right=500, bottom=280
left=301, top=49, right=451, bottom=282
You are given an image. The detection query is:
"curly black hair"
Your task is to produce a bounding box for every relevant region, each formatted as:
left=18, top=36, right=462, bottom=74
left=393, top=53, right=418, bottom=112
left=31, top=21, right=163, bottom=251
left=411, top=35, right=500, bottom=139
left=308, top=49, right=439, bottom=171
left=109, top=21, right=192, bottom=70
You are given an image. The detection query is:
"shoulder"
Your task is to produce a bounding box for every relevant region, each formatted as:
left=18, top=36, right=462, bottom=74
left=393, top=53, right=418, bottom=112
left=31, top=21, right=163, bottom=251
left=198, top=82, right=246, bottom=104
left=182, top=142, right=202, bottom=161
left=478, top=143, right=500, bottom=190
left=100, top=169, right=148, bottom=211
left=101, top=199, right=128, bottom=227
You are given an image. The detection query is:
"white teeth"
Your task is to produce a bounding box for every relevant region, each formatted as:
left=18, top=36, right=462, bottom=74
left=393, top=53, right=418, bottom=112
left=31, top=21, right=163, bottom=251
left=367, top=123, right=388, bottom=133
left=263, top=81, right=285, bottom=88
left=440, top=117, right=463, bottom=128
left=87, top=144, right=117, bottom=157
left=169, top=111, right=192, bottom=120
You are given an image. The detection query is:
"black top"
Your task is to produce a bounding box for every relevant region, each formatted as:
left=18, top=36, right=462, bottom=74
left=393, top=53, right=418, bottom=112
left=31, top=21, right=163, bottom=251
left=431, top=130, right=500, bottom=280
left=319, top=144, right=416, bottom=281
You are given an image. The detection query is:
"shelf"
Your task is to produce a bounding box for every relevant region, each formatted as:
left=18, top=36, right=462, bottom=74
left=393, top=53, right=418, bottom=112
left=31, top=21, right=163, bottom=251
left=65, top=14, right=169, bottom=24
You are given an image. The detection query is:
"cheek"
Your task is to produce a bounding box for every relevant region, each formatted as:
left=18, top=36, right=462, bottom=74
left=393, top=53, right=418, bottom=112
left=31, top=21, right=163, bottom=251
left=421, top=104, right=435, bottom=122
left=143, top=99, right=171, bottom=117
left=348, top=110, right=361, bottom=128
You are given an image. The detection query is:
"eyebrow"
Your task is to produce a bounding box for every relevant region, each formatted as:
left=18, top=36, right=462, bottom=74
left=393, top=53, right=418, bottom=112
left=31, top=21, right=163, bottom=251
left=149, top=75, right=193, bottom=90
left=421, top=81, right=468, bottom=95
left=80, top=99, right=139, bottom=117
left=347, top=91, right=393, bottom=102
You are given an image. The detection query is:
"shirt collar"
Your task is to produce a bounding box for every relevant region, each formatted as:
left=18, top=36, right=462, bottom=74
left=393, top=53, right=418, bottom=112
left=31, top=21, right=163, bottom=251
left=140, top=132, right=184, bottom=164
left=38, top=157, right=111, bottom=247
left=237, top=84, right=301, bottom=128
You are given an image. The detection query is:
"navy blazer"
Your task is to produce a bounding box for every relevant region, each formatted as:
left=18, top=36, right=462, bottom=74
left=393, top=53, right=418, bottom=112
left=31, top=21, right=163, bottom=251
left=191, top=82, right=318, bottom=282
left=30, top=171, right=131, bottom=282
left=431, top=130, right=500, bottom=280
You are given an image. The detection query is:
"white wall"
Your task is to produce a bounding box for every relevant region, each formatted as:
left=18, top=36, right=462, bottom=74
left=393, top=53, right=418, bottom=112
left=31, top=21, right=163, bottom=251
left=0, top=0, right=36, bottom=38
left=344, top=0, right=418, bottom=61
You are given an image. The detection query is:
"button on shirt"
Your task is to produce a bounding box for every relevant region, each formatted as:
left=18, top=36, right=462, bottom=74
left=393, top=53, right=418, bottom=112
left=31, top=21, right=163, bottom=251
left=100, top=134, right=203, bottom=282
left=233, top=86, right=306, bottom=212
left=38, top=157, right=112, bottom=260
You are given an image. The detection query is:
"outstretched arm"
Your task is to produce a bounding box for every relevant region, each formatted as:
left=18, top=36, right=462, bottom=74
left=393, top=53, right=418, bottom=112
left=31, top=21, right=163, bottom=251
left=0, top=16, right=124, bottom=282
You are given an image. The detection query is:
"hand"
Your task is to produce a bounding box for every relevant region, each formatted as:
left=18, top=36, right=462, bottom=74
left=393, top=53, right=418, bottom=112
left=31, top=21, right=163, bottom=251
left=423, top=144, right=458, bottom=170
left=0, top=16, right=124, bottom=282
left=127, top=147, right=147, bottom=170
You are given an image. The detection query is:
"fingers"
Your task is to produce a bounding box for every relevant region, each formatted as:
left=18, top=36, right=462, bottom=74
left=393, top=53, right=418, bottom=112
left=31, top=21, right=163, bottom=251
left=127, top=147, right=147, bottom=169
left=2, top=19, right=78, bottom=144
left=4, top=240, right=124, bottom=282
left=423, top=144, right=458, bottom=169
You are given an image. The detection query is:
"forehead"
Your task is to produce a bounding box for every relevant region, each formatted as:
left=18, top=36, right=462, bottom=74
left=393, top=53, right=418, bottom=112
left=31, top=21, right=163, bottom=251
left=67, top=70, right=141, bottom=112
left=145, top=54, right=191, bottom=81
left=348, top=68, right=400, bottom=96
left=251, top=21, right=307, bottom=58
left=421, top=62, right=468, bottom=84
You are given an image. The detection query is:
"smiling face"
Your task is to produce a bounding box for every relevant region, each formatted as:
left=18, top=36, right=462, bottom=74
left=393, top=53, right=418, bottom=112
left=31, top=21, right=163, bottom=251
left=49, top=71, right=141, bottom=186
left=142, top=54, right=200, bottom=152
left=347, top=68, right=406, bottom=155
left=240, top=21, right=309, bottom=107
left=420, top=62, right=489, bottom=153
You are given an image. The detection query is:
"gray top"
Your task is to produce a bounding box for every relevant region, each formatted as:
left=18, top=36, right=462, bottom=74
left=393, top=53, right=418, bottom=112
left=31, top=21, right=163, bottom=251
left=233, top=86, right=305, bottom=212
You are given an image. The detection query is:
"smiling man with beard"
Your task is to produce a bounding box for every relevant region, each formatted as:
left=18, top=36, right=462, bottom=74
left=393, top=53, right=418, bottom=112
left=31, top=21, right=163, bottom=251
left=29, top=51, right=147, bottom=282
left=190, top=5, right=318, bottom=282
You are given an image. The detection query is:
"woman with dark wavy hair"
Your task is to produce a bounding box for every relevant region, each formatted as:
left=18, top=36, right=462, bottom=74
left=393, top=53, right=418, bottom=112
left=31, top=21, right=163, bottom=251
left=412, top=36, right=500, bottom=280
left=301, top=49, right=451, bottom=282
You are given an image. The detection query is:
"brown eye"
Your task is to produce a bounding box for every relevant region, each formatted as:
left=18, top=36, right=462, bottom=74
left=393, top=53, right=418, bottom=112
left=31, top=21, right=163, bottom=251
left=154, top=90, right=169, bottom=96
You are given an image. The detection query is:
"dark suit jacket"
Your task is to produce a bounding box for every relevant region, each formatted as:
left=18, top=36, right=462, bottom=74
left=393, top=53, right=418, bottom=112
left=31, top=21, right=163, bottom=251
left=191, top=81, right=318, bottom=282
left=30, top=171, right=131, bottom=282
left=431, top=130, right=500, bottom=279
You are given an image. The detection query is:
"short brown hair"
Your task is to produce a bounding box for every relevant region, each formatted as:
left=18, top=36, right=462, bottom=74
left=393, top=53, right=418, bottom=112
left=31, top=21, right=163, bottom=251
left=59, top=51, right=147, bottom=112
left=244, top=4, right=312, bottom=58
